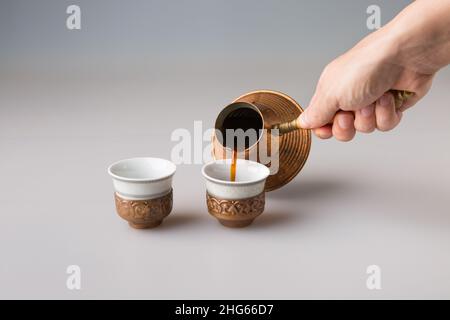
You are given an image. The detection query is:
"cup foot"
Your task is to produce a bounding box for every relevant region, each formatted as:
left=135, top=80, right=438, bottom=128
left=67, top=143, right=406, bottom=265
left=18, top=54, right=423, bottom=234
left=128, top=220, right=162, bottom=229
left=218, top=219, right=254, bottom=228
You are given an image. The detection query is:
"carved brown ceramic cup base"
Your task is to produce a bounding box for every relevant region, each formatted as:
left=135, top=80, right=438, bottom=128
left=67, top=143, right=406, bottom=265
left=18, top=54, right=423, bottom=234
left=114, top=190, right=173, bottom=229
left=206, top=192, right=265, bottom=228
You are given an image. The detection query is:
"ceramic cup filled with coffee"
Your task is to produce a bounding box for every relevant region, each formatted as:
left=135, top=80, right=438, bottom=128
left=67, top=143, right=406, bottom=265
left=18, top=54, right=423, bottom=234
left=204, top=90, right=312, bottom=227
left=202, top=159, right=270, bottom=227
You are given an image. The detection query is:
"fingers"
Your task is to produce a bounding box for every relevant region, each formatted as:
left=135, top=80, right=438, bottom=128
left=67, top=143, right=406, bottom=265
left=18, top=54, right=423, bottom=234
left=313, top=95, right=402, bottom=141
left=313, top=124, right=333, bottom=139
left=375, top=93, right=402, bottom=131
left=332, top=111, right=356, bottom=141
left=354, top=104, right=376, bottom=133
left=299, top=91, right=339, bottom=129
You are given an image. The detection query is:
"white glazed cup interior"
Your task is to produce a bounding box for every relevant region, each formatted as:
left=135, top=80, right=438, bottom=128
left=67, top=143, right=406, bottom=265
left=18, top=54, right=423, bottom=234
left=108, top=157, right=176, bottom=200
left=202, top=159, right=270, bottom=185
left=108, top=157, right=176, bottom=182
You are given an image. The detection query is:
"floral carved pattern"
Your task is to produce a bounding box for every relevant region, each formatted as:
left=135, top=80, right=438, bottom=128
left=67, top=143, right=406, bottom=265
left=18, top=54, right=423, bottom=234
left=114, top=190, right=172, bottom=225
left=206, top=192, right=265, bottom=220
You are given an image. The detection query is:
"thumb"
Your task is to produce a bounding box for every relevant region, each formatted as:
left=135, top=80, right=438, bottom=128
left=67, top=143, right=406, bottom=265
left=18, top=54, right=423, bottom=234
left=299, top=93, right=339, bottom=129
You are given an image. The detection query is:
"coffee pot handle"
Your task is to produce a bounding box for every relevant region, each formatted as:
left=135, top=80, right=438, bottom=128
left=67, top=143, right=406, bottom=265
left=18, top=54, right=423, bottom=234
left=272, top=89, right=414, bottom=135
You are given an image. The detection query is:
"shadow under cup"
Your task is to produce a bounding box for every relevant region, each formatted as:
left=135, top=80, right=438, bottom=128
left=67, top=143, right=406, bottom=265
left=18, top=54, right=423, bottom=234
left=202, top=159, right=270, bottom=228
left=108, top=158, right=176, bottom=229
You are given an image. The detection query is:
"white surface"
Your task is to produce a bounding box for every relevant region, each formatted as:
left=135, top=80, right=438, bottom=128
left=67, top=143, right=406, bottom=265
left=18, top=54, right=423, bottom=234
left=108, top=157, right=175, bottom=200
left=202, top=159, right=269, bottom=199
left=1, top=73, right=449, bottom=299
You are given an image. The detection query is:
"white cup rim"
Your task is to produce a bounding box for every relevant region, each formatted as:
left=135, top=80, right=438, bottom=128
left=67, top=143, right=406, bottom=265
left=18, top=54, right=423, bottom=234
left=108, top=157, right=176, bottom=182
left=202, top=159, right=270, bottom=186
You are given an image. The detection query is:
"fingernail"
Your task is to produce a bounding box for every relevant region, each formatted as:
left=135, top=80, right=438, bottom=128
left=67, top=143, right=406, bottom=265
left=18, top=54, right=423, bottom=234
left=338, top=115, right=352, bottom=129
left=379, top=93, right=392, bottom=107
left=299, top=113, right=310, bottom=128
left=361, top=105, right=374, bottom=117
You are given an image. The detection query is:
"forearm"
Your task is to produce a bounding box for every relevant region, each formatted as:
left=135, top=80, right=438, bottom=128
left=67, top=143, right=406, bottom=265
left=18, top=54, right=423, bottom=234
left=386, top=0, right=450, bottom=74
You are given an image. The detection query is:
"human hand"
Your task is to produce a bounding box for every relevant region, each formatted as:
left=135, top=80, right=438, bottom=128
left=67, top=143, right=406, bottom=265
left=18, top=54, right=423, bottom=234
left=298, top=28, right=434, bottom=141
left=298, top=0, right=450, bottom=141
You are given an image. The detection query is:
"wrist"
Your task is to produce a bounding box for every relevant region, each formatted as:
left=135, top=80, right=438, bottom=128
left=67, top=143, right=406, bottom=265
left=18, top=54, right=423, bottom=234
left=383, top=0, right=450, bottom=74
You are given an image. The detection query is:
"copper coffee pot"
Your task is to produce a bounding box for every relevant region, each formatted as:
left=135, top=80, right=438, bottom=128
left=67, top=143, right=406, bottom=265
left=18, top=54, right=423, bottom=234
left=212, top=90, right=311, bottom=191
left=212, top=89, right=413, bottom=191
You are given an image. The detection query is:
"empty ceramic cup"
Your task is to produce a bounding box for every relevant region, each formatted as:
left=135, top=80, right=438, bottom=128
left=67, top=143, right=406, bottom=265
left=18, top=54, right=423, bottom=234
left=108, top=157, right=176, bottom=229
left=202, top=159, right=270, bottom=228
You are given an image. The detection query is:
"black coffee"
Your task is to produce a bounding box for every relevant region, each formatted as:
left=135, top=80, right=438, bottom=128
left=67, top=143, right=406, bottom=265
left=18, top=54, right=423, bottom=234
left=220, top=108, right=263, bottom=150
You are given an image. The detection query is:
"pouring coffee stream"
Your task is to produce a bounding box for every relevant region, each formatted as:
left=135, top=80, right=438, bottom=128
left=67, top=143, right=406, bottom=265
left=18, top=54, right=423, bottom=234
left=230, top=148, right=237, bottom=182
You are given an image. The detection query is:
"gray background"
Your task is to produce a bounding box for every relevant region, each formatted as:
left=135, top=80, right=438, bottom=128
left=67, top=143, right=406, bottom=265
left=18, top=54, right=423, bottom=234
left=1, top=0, right=449, bottom=299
